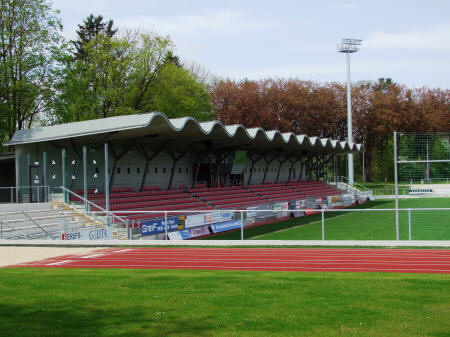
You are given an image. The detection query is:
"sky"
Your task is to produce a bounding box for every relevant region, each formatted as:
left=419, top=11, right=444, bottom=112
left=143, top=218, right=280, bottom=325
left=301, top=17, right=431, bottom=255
left=52, top=0, right=450, bottom=88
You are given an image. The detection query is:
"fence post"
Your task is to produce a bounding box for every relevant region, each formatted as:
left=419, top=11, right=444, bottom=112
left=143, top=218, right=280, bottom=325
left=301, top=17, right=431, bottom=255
left=240, top=210, right=244, bottom=240
left=408, top=209, right=412, bottom=241
left=321, top=209, right=325, bottom=240
left=0, top=220, right=2, bottom=239
left=10, top=187, right=13, bottom=204
left=164, top=211, right=168, bottom=240
left=23, top=211, right=26, bottom=240
left=126, top=219, right=130, bottom=240
left=132, top=220, right=136, bottom=240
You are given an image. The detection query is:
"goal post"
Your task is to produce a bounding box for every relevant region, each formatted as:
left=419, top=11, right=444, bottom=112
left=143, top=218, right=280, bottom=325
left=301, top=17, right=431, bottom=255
left=394, top=131, right=450, bottom=239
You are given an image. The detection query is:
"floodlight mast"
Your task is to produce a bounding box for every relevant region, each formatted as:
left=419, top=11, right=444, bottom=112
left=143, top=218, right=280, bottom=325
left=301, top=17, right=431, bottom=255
left=338, top=38, right=362, bottom=186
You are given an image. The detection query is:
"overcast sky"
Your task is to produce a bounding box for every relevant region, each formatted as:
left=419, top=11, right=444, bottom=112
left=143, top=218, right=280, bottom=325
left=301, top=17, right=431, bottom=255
left=52, top=0, right=450, bottom=88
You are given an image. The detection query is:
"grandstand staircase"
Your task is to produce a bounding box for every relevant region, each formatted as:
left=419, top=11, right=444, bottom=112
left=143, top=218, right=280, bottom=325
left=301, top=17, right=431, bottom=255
left=58, top=203, right=127, bottom=241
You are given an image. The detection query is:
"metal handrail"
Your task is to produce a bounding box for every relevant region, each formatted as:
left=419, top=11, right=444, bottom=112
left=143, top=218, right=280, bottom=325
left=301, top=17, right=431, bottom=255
left=328, top=176, right=369, bottom=191
left=59, top=186, right=127, bottom=225
left=96, top=207, right=450, bottom=215
left=0, top=220, right=28, bottom=239
left=22, top=211, right=54, bottom=239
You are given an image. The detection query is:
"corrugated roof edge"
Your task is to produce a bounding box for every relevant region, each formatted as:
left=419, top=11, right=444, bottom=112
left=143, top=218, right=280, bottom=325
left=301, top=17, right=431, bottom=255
left=4, top=111, right=363, bottom=152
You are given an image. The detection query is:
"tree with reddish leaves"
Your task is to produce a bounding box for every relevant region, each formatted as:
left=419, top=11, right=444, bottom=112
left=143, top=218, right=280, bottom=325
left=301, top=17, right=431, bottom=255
left=211, top=78, right=449, bottom=182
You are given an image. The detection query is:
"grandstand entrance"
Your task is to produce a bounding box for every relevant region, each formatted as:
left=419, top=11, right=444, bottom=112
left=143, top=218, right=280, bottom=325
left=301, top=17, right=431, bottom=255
left=192, top=163, right=212, bottom=187
left=28, top=164, right=41, bottom=203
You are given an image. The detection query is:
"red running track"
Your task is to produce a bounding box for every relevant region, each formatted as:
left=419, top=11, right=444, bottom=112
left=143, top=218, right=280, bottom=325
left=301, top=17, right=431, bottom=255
left=8, top=248, right=450, bottom=274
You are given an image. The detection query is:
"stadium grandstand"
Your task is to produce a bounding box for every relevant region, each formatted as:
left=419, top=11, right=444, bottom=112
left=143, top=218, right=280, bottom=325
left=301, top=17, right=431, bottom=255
left=2, top=112, right=363, bottom=240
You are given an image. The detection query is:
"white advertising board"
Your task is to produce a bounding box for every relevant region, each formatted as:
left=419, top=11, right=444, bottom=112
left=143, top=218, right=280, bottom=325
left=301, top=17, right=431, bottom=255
left=61, top=227, right=113, bottom=240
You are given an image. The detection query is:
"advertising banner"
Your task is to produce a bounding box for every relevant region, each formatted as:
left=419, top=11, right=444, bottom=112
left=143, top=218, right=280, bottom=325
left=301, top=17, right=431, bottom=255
left=273, top=202, right=289, bottom=217
left=168, top=229, right=192, bottom=240
left=184, top=211, right=235, bottom=229
left=189, top=225, right=210, bottom=238
left=289, top=200, right=305, bottom=218
left=168, top=231, right=183, bottom=240
left=210, top=220, right=242, bottom=233
left=246, top=206, right=258, bottom=218
left=141, top=217, right=180, bottom=236
left=61, top=227, right=112, bottom=240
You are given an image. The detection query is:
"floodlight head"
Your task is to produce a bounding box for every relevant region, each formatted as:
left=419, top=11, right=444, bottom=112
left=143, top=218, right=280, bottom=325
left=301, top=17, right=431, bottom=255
left=337, top=38, right=362, bottom=53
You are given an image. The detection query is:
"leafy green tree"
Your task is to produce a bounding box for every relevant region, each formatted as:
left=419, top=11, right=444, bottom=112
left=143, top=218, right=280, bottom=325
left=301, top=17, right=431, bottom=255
left=53, top=28, right=214, bottom=122
left=73, top=14, right=117, bottom=61
left=0, top=0, right=63, bottom=147
left=145, top=63, right=213, bottom=120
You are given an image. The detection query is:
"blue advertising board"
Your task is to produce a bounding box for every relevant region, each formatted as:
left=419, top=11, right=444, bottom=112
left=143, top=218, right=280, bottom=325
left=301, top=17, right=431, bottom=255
left=210, top=220, right=242, bottom=233
left=141, top=217, right=180, bottom=236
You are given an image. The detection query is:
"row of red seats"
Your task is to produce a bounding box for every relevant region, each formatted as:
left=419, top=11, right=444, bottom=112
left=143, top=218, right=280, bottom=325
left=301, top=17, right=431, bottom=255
left=124, top=203, right=211, bottom=221
left=88, top=189, right=184, bottom=200
left=107, top=197, right=201, bottom=211
left=214, top=196, right=264, bottom=207
left=94, top=193, right=189, bottom=206
left=188, top=185, right=242, bottom=193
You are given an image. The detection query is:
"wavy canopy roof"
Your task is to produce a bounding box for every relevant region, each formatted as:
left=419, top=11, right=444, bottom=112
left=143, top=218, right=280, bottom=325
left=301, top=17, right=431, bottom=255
left=5, top=112, right=362, bottom=154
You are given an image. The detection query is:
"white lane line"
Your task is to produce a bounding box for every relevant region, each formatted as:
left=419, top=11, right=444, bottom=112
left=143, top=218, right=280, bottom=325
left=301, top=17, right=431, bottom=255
left=80, top=253, right=105, bottom=259
left=114, top=249, right=133, bottom=253
left=112, top=252, right=450, bottom=258
left=46, top=260, right=73, bottom=266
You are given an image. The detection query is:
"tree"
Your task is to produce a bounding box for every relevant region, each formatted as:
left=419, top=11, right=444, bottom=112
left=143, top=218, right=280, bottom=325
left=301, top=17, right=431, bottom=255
left=147, top=63, right=213, bottom=120
left=0, top=0, right=63, bottom=147
left=72, top=14, right=117, bottom=61
left=53, top=28, right=214, bottom=122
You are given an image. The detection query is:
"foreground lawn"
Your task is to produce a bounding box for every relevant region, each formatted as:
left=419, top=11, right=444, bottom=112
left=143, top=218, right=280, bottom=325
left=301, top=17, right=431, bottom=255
left=0, top=268, right=449, bottom=337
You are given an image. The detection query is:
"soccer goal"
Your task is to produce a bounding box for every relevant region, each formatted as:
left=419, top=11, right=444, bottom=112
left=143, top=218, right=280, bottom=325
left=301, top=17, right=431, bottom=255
left=393, top=132, right=450, bottom=239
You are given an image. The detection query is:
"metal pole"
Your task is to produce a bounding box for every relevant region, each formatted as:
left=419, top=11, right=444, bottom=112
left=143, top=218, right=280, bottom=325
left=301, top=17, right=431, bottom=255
left=346, top=52, right=354, bottom=186
left=164, top=211, right=168, bottom=240
left=240, top=210, right=244, bottom=240
left=393, top=132, right=399, bottom=240
left=126, top=219, right=130, bottom=240
left=104, top=143, right=110, bottom=226
left=62, top=149, right=66, bottom=203
left=362, top=151, right=365, bottom=183
left=408, top=209, right=412, bottom=241
left=15, top=153, right=20, bottom=203
left=27, top=154, right=31, bottom=202
left=83, top=146, right=87, bottom=212
left=10, top=187, right=13, bottom=204
left=43, top=152, right=47, bottom=201
left=321, top=209, right=325, bottom=240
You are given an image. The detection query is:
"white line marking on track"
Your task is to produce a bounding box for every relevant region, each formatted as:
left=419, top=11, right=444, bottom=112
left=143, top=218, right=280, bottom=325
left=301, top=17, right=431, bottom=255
left=80, top=254, right=105, bottom=259
left=46, top=260, right=73, bottom=266
left=114, top=249, right=133, bottom=253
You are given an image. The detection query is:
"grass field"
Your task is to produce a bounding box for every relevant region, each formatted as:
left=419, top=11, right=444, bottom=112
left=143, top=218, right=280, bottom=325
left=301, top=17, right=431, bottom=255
left=0, top=268, right=449, bottom=337
left=207, top=198, right=450, bottom=241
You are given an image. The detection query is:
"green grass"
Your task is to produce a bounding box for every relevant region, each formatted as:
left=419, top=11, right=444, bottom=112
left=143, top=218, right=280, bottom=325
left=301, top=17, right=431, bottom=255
left=0, top=268, right=449, bottom=337
left=207, top=198, right=450, bottom=241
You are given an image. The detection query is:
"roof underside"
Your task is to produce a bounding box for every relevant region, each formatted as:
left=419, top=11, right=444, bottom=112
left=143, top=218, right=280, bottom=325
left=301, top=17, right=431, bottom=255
left=5, top=112, right=363, bottom=155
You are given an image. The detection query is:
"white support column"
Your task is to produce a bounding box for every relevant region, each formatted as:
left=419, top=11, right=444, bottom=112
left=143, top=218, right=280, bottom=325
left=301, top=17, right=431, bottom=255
left=83, top=146, right=87, bottom=212
left=104, top=143, right=110, bottom=225
left=346, top=52, right=354, bottom=186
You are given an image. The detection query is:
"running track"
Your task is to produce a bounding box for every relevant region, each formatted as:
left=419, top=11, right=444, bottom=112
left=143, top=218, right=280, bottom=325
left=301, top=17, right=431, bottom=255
left=8, top=248, right=450, bottom=274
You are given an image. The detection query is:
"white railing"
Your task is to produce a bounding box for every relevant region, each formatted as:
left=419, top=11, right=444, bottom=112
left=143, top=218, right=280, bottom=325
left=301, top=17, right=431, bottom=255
left=96, top=207, right=450, bottom=242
